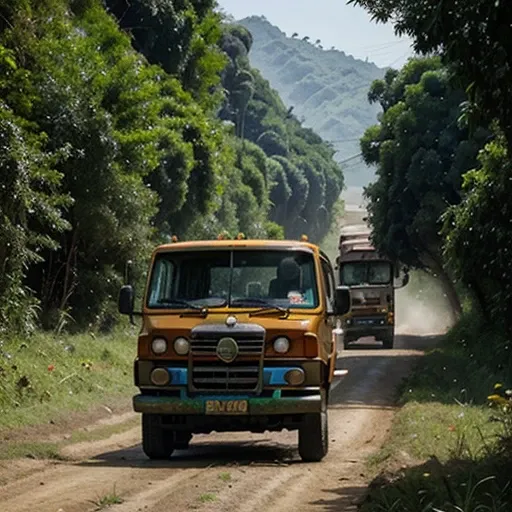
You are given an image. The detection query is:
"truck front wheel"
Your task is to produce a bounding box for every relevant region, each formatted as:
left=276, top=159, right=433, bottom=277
left=298, top=391, right=328, bottom=462
left=142, top=414, right=175, bottom=460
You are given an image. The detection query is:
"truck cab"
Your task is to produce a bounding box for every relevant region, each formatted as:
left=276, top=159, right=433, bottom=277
left=119, top=237, right=350, bottom=462
left=336, top=227, right=408, bottom=349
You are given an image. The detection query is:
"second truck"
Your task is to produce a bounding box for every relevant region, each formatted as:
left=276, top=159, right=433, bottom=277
left=336, top=225, right=409, bottom=349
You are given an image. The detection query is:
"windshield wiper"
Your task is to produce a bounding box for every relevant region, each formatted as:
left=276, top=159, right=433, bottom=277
left=157, top=298, right=203, bottom=309
left=230, top=298, right=289, bottom=317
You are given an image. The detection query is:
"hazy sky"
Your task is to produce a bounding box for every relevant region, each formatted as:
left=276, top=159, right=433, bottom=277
left=217, top=0, right=414, bottom=68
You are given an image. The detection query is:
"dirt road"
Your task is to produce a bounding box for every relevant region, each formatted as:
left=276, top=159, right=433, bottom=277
left=0, top=333, right=440, bottom=512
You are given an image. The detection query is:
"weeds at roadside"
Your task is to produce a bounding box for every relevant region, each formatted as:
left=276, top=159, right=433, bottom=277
left=89, top=485, right=123, bottom=510
left=0, top=327, right=137, bottom=431
left=219, top=472, right=232, bottom=482
left=0, top=441, right=64, bottom=461
left=199, top=493, right=217, bottom=503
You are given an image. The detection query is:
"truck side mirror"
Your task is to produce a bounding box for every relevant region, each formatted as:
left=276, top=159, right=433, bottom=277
left=402, top=273, right=409, bottom=287
left=333, top=286, right=351, bottom=316
left=119, top=285, right=134, bottom=315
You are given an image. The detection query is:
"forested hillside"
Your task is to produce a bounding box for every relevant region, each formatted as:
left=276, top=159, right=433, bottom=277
left=238, top=15, right=385, bottom=186
left=0, top=0, right=343, bottom=333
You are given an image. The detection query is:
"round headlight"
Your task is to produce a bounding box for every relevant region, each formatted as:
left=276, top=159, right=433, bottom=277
left=150, top=367, right=170, bottom=386
left=285, top=368, right=305, bottom=386
left=151, top=337, right=167, bottom=355
left=174, top=337, right=189, bottom=356
left=273, top=336, right=290, bottom=354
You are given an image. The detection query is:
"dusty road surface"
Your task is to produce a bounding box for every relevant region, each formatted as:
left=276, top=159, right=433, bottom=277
left=0, top=332, right=441, bottom=512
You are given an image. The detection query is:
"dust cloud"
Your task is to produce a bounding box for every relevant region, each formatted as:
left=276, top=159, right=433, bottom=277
left=395, top=270, right=454, bottom=336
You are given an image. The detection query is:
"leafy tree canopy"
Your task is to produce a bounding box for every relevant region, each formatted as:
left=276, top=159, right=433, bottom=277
left=362, top=57, right=488, bottom=315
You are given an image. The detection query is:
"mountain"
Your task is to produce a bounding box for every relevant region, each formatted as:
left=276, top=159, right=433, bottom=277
left=238, top=16, right=385, bottom=187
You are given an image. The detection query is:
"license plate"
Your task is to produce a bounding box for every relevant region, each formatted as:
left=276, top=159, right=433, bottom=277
left=205, top=400, right=248, bottom=415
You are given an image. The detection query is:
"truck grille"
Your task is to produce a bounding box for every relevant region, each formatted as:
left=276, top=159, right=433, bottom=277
left=189, top=323, right=266, bottom=357
left=190, top=337, right=264, bottom=356
left=191, top=363, right=260, bottom=392
left=189, top=322, right=266, bottom=393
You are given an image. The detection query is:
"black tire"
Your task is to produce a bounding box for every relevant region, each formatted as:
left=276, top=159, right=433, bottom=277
left=382, top=335, right=394, bottom=349
left=142, top=414, right=175, bottom=460
left=298, top=391, right=328, bottom=462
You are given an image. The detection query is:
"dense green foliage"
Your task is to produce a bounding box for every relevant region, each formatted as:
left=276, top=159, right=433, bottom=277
left=349, top=0, right=512, bottom=153
left=351, top=0, right=512, bottom=334
left=237, top=16, right=384, bottom=187
left=0, top=0, right=343, bottom=332
left=361, top=57, right=488, bottom=315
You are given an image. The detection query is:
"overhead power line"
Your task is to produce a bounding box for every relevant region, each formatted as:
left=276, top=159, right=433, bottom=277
left=327, top=137, right=362, bottom=143
left=335, top=153, right=363, bottom=164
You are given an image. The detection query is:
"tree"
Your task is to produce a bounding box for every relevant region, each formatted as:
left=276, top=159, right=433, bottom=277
left=104, top=0, right=226, bottom=111
left=351, top=0, right=512, bottom=332
left=443, top=132, right=512, bottom=329
left=361, top=58, right=488, bottom=318
left=348, top=0, right=512, bottom=153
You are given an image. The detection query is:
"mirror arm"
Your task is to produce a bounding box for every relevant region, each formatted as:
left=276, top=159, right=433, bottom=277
left=129, top=311, right=142, bottom=325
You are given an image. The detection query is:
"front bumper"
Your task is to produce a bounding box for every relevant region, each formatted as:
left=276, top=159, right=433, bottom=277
left=345, top=315, right=392, bottom=337
left=134, top=363, right=324, bottom=416
left=133, top=389, right=322, bottom=415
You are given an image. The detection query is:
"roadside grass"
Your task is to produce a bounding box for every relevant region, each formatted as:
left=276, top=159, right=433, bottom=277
left=0, top=414, right=139, bottom=460
left=0, top=326, right=138, bottom=431
left=0, top=441, right=64, bottom=461
left=199, top=493, right=217, bottom=503
left=362, top=312, right=512, bottom=511
left=219, top=471, right=232, bottom=482
left=89, top=485, right=124, bottom=510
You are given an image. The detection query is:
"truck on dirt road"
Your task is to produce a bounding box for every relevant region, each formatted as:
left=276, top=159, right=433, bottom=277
left=118, top=236, right=350, bottom=462
left=336, top=226, right=409, bottom=349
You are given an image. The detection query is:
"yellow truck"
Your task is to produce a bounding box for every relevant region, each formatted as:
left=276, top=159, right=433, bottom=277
left=118, top=236, right=350, bottom=462
left=336, top=226, right=409, bottom=349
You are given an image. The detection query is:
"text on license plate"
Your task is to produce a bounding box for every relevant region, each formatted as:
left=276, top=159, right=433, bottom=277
left=205, top=400, right=248, bottom=415
left=356, top=319, right=375, bottom=325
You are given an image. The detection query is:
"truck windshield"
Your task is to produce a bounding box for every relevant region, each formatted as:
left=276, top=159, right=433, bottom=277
left=341, top=261, right=392, bottom=286
left=147, top=249, right=319, bottom=310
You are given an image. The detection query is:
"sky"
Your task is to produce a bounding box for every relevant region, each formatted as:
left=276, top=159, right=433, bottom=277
left=217, top=0, right=414, bottom=68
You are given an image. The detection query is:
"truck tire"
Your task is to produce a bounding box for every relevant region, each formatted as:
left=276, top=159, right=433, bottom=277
left=142, top=414, right=175, bottom=459
left=382, top=334, right=394, bottom=349
left=298, top=392, right=328, bottom=462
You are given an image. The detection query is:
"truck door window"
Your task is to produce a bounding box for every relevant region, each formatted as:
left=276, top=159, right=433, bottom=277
left=320, top=259, right=335, bottom=312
